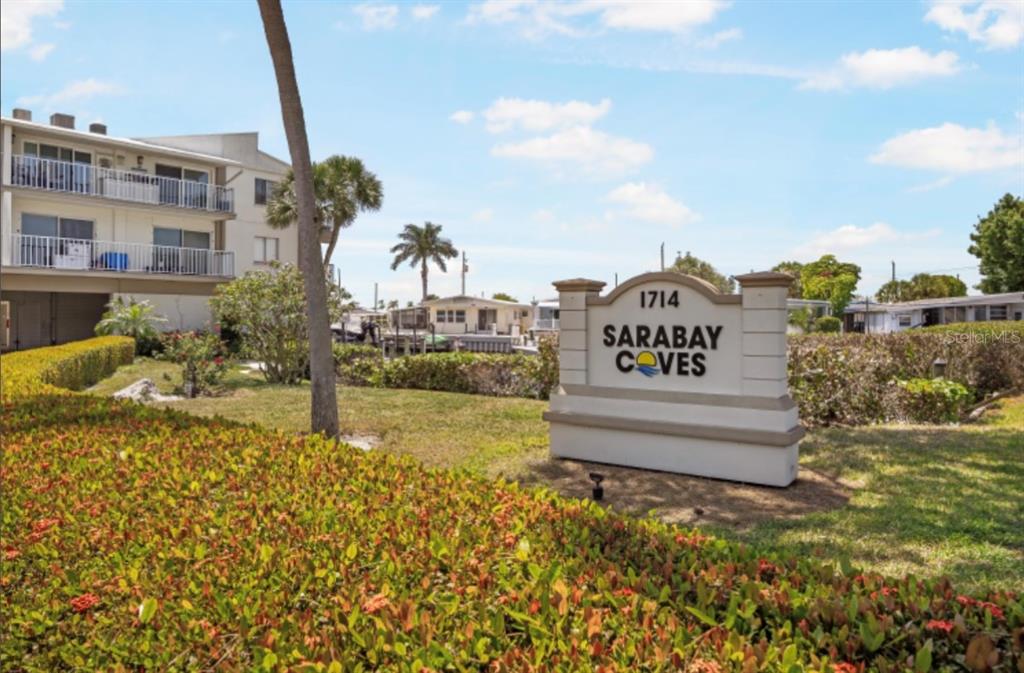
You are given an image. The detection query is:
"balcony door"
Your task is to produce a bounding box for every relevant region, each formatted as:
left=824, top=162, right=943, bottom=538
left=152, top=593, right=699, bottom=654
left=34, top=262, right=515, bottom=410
left=153, top=227, right=210, bottom=275
left=155, top=164, right=182, bottom=206
left=156, top=164, right=209, bottom=208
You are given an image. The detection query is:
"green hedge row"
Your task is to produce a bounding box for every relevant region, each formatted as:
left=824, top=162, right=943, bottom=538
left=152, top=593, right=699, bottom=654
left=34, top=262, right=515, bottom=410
left=334, top=339, right=560, bottom=400
left=0, top=336, right=135, bottom=400
left=789, top=332, right=1024, bottom=425
left=2, top=355, right=1019, bottom=669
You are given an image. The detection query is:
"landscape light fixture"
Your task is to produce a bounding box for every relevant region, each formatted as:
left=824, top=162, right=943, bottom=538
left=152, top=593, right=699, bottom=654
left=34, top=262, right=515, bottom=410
left=932, top=358, right=948, bottom=378
left=589, top=472, right=604, bottom=501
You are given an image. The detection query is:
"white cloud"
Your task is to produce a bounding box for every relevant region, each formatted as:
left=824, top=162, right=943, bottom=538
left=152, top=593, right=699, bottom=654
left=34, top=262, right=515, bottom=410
left=466, top=0, right=730, bottom=39
left=800, top=47, right=961, bottom=91
left=1, top=0, right=62, bottom=51
left=925, top=0, right=1023, bottom=50
left=491, top=125, right=653, bottom=176
left=483, top=97, right=611, bottom=133
left=794, top=222, right=940, bottom=259
left=696, top=27, right=742, bottom=48
left=606, top=182, right=700, bottom=226
left=907, top=175, right=955, bottom=193
left=412, top=4, right=440, bottom=20
left=472, top=208, right=494, bottom=223
left=449, top=110, right=475, bottom=124
left=353, top=3, right=399, bottom=31
left=870, top=122, right=1022, bottom=173
left=16, top=78, right=124, bottom=110
left=28, top=42, right=54, bottom=61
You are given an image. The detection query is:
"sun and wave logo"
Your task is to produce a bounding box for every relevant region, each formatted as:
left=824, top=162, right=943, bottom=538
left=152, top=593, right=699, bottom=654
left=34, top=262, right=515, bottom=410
left=635, top=350, right=659, bottom=377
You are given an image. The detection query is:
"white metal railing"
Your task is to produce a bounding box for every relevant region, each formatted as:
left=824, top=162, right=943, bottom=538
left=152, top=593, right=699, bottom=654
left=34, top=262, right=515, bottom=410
left=533, top=318, right=560, bottom=330
left=9, top=233, right=234, bottom=277
left=9, top=155, right=234, bottom=213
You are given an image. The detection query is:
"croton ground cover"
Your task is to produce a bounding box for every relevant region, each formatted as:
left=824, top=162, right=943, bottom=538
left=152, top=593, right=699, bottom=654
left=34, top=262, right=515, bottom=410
left=2, top=343, right=1023, bottom=671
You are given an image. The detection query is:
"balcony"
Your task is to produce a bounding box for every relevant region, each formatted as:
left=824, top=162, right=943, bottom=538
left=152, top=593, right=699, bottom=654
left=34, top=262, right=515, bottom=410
left=8, top=233, right=234, bottom=278
left=9, top=155, right=234, bottom=214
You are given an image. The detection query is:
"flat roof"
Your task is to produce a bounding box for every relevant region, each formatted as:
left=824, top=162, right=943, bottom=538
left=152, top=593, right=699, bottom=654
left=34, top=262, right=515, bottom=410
left=421, top=295, right=532, bottom=309
left=2, top=116, right=242, bottom=166
left=845, top=291, right=1024, bottom=313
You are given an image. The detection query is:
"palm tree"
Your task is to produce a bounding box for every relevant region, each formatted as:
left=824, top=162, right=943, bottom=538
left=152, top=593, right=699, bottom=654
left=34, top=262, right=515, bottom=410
left=390, top=222, right=458, bottom=302
left=95, top=297, right=166, bottom=354
left=258, top=0, right=339, bottom=438
left=265, top=155, right=383, bottom=267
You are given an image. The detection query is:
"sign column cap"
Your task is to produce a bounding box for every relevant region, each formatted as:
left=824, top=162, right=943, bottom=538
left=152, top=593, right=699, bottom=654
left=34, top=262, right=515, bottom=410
left=735, top=272, right=794, bottom=288
left=553, top=278, right=606, bottom=293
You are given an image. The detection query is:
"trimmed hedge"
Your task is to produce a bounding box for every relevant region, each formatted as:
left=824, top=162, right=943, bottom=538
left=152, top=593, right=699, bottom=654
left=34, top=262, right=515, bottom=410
left=789, top=332, right=1024, bottom=425
left=2, top=388, right=1020, bottom=669
left=333, top=341, right=559, bottom=400
left=919, top=321, right=1024, bottom=338
left=0, top=336, right=135, bottom=399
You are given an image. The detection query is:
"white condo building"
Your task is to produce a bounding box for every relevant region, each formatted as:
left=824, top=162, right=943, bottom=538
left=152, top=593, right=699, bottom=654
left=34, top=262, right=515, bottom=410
left=1, top=109, right=294, bottom=350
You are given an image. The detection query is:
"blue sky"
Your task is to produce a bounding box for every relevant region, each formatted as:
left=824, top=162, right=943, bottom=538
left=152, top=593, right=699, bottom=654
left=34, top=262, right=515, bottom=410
left=2, top=0, right=1022, bottom=306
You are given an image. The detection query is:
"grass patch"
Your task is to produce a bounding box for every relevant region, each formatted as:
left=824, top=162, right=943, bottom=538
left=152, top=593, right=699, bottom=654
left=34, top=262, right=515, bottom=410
left=91, top=357, right=1024, bottom=592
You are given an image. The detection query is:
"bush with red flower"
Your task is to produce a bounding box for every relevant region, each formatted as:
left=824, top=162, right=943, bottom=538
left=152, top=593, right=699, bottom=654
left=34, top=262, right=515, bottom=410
left=159, top=331, right=228, bottom=398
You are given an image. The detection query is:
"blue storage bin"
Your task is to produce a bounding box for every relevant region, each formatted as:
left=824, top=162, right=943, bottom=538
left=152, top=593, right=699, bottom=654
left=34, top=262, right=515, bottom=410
left=100, top=252, right=129, bottom=270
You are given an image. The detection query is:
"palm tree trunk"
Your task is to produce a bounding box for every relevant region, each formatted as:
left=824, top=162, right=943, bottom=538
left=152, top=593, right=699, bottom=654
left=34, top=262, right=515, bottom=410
left=322, top=223, right=340, bottom=269
left=258, top=0, right=339, bottom=438
left=421, top=260, right=429, bottom=302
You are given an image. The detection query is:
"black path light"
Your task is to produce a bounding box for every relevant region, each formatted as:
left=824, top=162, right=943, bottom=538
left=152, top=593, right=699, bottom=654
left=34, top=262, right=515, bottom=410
left=589, top=472, right=604, bottom=501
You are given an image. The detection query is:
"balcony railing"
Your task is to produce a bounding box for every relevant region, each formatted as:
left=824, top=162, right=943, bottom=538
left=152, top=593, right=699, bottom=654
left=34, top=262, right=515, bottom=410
left=9, top=155, right=234, bottom=213
left=533, top=318, right=560, bottom=330
left=9, top=233, right=234, bottom=278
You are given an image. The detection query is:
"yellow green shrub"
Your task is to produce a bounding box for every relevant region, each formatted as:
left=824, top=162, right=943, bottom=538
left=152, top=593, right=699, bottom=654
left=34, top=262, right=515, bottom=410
left=0, top=336, right=135, bottom=399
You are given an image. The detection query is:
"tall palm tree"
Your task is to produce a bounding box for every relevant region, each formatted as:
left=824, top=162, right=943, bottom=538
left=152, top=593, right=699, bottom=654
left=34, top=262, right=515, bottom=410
left=265, top=155, right=383, bottom=267
left=390, top=222, right=458, bottom=302
left=258, top=0, right=339, bottom=438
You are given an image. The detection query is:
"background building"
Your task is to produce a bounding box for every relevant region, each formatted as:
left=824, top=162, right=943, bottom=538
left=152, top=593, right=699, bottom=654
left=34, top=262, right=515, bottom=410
left=1, top=111, right=294, bottom=350
left=844, top=292, right=1024, bottom=333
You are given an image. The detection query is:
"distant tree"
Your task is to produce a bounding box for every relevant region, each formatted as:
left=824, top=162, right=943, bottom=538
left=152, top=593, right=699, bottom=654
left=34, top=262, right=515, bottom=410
left=670, top=251, right=735, bottom=294
left=492, top=292, right=518, bottom=302
left=386, top=299, right=399, bottom=310
left=968, top=193, right=1024, bottom=293
left=266, top=155, right=383, bottom=268
left=772, top=260, right=804, bottom=298
left=801, top=254, right=861, bottom=315
left=390, top=222, right=458, bottom=301
left=424, top=293, right=440, bottom=301
left=876, top=274, right=967, bottom=303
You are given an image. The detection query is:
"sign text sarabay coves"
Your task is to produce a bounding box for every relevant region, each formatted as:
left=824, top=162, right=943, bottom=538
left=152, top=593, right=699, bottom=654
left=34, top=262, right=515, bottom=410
left=544, top=272, right=804, bottom=487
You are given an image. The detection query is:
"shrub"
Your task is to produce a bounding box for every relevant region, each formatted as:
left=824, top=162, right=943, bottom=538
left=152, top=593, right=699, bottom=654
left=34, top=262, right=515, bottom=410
left=0, top=336, right=134, bottom=399
left=920, top=321, right=1024, bottom=338
left=789, top=332, right=1024, bottom=425
left=332, top=342, right=383, bottom=387
left=897, top=377, right=974, bottom=423
left=813, top=315, right=842, bottom=333
left=210, top=263, right=345, bottom=384
left=94, top=297, right=167, bottom=356
left=160, top=331, right=228, bottom=397
left=2, top=391, right=1019, bottom=669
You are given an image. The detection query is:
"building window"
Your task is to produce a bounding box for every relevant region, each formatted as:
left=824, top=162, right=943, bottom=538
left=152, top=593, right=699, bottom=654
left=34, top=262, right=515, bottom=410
left=897, top=314, right=912, bottom=327
left=436, top=310, right=447, bottom=323
left=455, top=310, right=465, bottom=323
left=255, top=178, right=277, bottom=205
left=254, top=236, right=279, bottom=263
left=989, top=305, right=1008, bottom=321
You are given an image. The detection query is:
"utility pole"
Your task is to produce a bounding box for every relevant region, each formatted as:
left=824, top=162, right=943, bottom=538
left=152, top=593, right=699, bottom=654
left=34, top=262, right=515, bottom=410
left=660, top=242, right=665, bottom=271
left=891, top=261, right=896, bottom=282
left=614, top=272, right=618, bottom=287
left=461, top=251, right=468, bottom=296
left=373, top=282, right=378, bottom=311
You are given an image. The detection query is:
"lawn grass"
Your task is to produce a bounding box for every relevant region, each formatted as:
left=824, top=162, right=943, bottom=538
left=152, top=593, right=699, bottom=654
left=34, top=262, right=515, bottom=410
left=89, top=358, right=1023, bottom=592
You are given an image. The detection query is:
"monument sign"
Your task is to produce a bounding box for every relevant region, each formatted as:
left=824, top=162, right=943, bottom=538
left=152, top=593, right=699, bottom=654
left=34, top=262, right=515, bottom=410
left=544, top=271, right=803, bottom=487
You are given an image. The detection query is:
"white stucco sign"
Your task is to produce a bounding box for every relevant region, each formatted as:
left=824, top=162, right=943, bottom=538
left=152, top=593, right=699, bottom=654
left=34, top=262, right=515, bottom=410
left=544, top=272, right=803, bottom=487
